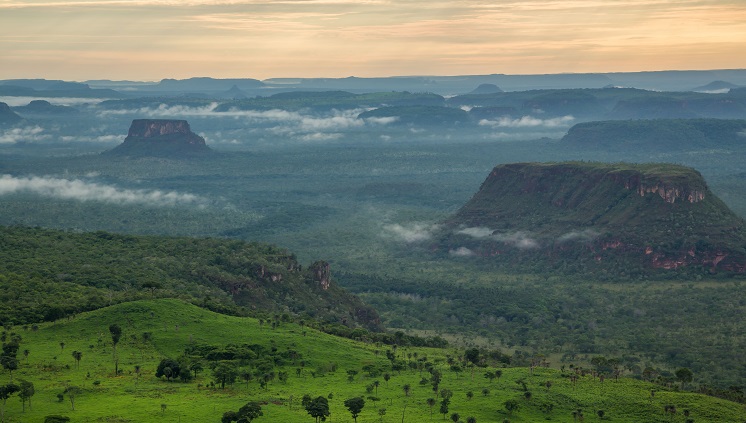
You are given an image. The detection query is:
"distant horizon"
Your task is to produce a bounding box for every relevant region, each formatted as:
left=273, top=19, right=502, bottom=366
left=2, top=67, right=746, bottom=84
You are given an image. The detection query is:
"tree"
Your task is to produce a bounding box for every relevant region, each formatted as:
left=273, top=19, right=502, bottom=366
left=304, top=396, right=330, bottom=423
left=109, top=324, right=122, bottom=375
left=0, top=383, right=19, bottom=422
left=344, top=397, right=365, bottom=422
left=450, top=412, right=460, bottom=423
left=0, top=341, right=19, bottom=381
left=466, top=390, right=473, bottom=400
left=190, top=360, right=204, bottom=379
left=402, top=384, right=411, bottom=397
left=43, top=416, right=70, bottom=423
left=378, top=407, right=386, bottom=422
left=439, top=398, right=450, bottom=420
left=675, top=368, right=693, bottom=389
left=18, top=379, right=34, bottom=412
left=427, top=398, right=436, bottom=420
left=597, top=409, right=605, bottom=419
left=213, top=362, right=238, bottom=389
left=141, top=281, right=162, bottom=297
left=156, top=358, right=182, bottom=382
left=65, top=386, right=80, bottom=411
left=466, top=417, right=476, bottom=423
left=222, top=401, right=264, bottom=423
left=504, top=399, right=520, bottom=415
left=465, top=348, right=480, bottom=365
left=383, top=372, right=391, bottom=387
left=72, top=351, right=82, bottom=369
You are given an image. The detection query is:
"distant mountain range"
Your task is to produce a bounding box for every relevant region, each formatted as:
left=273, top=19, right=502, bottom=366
left=3, top=69, right=746, bottom=97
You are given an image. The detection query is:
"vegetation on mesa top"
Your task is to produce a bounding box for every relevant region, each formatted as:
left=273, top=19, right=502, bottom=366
left=440, top=162, right=746, bottom=275
left=1, top=298, right=743, bottom=423
left=0, top=225, right=380, bottom=331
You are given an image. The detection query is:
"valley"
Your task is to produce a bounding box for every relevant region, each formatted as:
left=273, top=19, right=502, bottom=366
left=1, top=78, right=745, bottom=421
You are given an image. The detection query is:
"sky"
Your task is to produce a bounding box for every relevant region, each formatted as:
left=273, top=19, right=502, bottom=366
left=1, top=0, right=745, bottom=81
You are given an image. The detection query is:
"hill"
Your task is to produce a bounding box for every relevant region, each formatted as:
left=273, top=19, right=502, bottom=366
left=561, top=119, right=746, bottom=151
left=0, top=226, right=380, bottom=330
left=0, top=102, right=23, bottom=125
left=440, top=162, right=746, bottom=275
left=12, top=99, right=79, bottom=116
left=104, top=119, right=213, bottom=157
left=1, top=299, right=743, bottom=422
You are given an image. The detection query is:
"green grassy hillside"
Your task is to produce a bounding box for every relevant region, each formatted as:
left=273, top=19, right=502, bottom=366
left=1, top=299, right=743, bottom=422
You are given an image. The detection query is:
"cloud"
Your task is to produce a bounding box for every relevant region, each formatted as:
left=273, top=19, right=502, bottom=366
left=0, top=126, right=50, bottom=144
left=0, top=175, right=208, bottom=208
left=298, top=132, right=343, bottom=141
left=479, top=115, right=575, bottom=128
left=449, top=246, right=475, bottom=257
left=456, top=226, right=493, bottom=238
left=457, top=226, right=539, bottom=249
left=557, top=229, right=600, bottom=243
left=364, top=116, right=399, bottom=125
left=482, top=131, right=564, bottom=141
left=492, top=231, right=539, bottom=249
left=0, top=96, right=106, bottom=107
left=59, top=134, right=122, bottom=143
left=99, top=103, right=373, bottom=138
left=383, top=223, right=439, bottom=243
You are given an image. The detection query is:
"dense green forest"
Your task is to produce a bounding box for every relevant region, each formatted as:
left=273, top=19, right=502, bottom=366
left=0, top=226, right=382, bottom=331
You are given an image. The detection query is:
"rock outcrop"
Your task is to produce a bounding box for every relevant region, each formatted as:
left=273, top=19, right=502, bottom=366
left=440, top=162, right=746, bottom=275
left=104, top=119, right=212, bottom=157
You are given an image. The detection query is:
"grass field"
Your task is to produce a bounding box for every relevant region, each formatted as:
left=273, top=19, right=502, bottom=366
left=1, top=299, right=743, bottom=422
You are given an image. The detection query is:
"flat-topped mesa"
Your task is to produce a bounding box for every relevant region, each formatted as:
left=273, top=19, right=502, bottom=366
left=125, top=119, right=205, bottom=144
left=105, top=119, right=212, bottom=157
left=441, top=162, right=746, bottom=275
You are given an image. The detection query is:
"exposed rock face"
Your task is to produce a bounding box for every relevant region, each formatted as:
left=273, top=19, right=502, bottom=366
left=308, top=261, right=331, bottom=290
left=126, top=119, right=204, bottom=143
left=441, top=162, right=746, bottom=275
left=105, top=119, right=212, bottom=157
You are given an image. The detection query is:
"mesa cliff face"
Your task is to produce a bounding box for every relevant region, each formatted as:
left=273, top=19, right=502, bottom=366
left=105, top=119, right=212, bottom=157
left=441, top=162, right=746, bottom=275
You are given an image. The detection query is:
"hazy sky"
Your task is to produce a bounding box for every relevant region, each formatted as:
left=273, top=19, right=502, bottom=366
left=1, top=0, right=745, bottom=81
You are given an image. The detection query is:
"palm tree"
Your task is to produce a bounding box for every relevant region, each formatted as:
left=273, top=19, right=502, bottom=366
left=71, top=351, right=82, bottom=369
left=426, top=398, right=436, bottom=420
